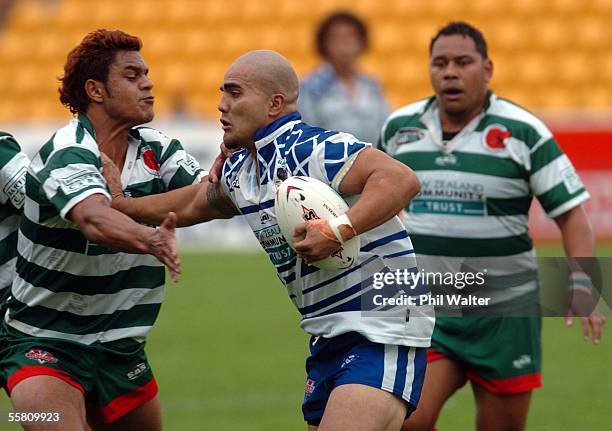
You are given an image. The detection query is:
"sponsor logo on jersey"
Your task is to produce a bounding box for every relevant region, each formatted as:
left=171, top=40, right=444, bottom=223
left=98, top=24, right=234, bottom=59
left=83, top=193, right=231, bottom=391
left=411, top=199, right=486, bottom=216
left=394, top=127, right=425, bottom=145
left=483, top=125, right=511, bottom=151
left=4, top=166, right=26, bottom=208
left=57, top=170, right=105, bottom=195
left=260, top=212, right=271, bottom=224
left=177, top=154, right=199, bottom=176
left=140, top=146, right=160, bottom=174
left=561, top=166, right=583, bottom=194
left=305, top=378, right=316, bottom=395
left=255, top=224, right=294, bottom=265
left=231, top=176, right=240, bottom=189
left=25, top=349, right=58, bottom=364
left=127, top=362, right=148, bottom=380
left=434, top=154, right=458, bottom=166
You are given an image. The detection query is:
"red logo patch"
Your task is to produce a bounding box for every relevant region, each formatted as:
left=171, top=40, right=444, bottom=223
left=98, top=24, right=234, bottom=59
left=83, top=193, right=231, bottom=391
left=484, top=126, right=511, bottom=151
left=25, top=349, right=58, bottom=364
left=142, top=148, right=160, bottom=171
left=305, top=378, right=315, bottom=394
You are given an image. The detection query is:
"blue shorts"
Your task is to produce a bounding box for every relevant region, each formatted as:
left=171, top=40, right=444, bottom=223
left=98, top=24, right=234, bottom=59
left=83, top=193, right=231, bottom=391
left=302, top=331, right=426, bottom=425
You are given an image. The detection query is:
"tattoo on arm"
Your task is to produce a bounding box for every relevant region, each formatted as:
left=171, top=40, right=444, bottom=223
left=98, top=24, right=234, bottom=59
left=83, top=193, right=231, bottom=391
left=206, top=182, right=240, bottom=217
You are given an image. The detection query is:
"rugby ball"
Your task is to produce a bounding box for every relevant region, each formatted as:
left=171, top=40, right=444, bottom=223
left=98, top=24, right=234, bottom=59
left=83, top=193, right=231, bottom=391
left=275, top=176, right=360, bottom=270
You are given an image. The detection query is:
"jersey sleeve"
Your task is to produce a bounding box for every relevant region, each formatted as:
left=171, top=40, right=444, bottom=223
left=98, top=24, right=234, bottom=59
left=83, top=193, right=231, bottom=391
left=307, top=132, right=370, bottom=192
left=37, top=145, right=110, bottom=220
left=529, top=136, right=589, bottom=218
left=159, top=138, right=205, bottom=190
left=377, top=114, right=400, bottom=154
left=0, top=133, right=29, bottom=212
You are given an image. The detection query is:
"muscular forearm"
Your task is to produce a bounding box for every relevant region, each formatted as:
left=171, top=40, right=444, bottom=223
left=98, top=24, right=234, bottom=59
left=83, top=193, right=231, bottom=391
left=79, top=206, right=157, bottom=254
left=345, top=166, right=419, bottom=235
left=112, top=180, right=235, bottom=227
left=555, top=205, right=595, bottom=257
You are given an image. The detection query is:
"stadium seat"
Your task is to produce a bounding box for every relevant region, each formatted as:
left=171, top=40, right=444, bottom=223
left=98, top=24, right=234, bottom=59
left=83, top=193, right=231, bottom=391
left=0, top=0, right=610, bottom=122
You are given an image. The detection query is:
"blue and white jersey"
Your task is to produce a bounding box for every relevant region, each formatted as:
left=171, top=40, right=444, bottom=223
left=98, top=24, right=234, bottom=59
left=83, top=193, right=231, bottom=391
left=221, top=112, right=434, bottom=347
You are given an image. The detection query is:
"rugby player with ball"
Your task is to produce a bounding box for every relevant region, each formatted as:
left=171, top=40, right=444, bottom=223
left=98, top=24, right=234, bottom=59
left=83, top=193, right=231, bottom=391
left=102, top=50, right=434, bottom=431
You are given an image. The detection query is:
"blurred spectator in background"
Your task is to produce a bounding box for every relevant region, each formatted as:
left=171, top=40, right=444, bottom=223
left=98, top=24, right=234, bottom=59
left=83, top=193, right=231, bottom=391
left=298, top=11, right=390, bottom=144
left=0, top=0, right=16, bottom=28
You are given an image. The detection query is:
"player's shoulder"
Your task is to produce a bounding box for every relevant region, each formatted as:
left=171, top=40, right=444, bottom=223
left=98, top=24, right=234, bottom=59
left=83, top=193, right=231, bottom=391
left=132, top=126, right=177, bottom=146
left=51, top=118, right=98, bottom=151
left=131, top=126, right=185, bottom=160
left=30, top=119, right=98, bottom=174
left=0, top=130, right=21, bottom=155
left=486, top=95, right=552, bottom=141
left=386, top=98, right=431, bottom=123
left=383, top=97, right=433, bottom=128
left=380, top=97, right=431, bottom=143
left=292, top=122, right=361, bottom=149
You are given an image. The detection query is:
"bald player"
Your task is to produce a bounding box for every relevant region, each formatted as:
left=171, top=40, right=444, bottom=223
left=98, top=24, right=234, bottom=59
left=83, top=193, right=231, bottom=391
left=103, top=50, right=435, bottom=431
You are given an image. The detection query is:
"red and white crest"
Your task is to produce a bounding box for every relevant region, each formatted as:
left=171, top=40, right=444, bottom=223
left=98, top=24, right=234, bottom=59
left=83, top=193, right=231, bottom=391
left=25, top=349, right=58, bottom=364
left=483, top=125, right=511, bottom=151
left=141, top=146, right=160, bottom=172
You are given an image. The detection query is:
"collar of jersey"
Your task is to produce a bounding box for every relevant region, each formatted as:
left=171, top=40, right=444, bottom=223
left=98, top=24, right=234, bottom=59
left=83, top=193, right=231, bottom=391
left=254, top=112, right=302, bottom=149
left=419, top=90, right=496, bottom=149
left=77, top=113, right=96, bottom=139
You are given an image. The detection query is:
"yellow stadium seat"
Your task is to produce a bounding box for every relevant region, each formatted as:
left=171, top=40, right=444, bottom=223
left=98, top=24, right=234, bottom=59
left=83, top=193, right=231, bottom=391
left=0, top=0, right=611, bottom=122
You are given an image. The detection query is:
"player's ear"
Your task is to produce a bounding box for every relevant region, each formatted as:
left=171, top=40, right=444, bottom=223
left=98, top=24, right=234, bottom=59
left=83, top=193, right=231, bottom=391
left=268, top=93, right=285, bottom=116
left=85, top=79, right=105, bottom=104
left=484, top=58, right=493, bottom=83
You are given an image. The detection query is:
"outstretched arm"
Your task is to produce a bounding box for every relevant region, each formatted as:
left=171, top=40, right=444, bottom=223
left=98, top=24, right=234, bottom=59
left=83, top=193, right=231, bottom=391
left=68, top=194, right=181, bottom=281
left=102, top=154, right=239, bottom=227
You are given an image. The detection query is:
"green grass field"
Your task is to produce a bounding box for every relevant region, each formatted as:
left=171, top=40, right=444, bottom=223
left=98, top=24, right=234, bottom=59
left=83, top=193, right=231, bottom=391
left=1, top=247, right=610, bottom=430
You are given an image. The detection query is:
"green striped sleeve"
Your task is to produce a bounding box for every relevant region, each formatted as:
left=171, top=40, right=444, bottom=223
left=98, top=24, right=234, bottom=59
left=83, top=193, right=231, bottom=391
left=38, top=146, right=109, bottom=219
left=530, top=138, right=563, bottom=173
left=380, top=115, right=427, bottom=154
left=0, top=135, right=28, bottom=212
left=0, top=132, right=21, bottom=165
left=159, top=139, right=203, bottom=190
left=529, top=139, right=588, bottom=217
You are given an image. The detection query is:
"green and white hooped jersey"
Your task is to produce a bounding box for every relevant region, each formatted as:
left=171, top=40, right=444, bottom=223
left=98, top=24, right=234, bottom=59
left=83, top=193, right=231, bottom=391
left=379, top=92, right=589, bottom=301
left=6, top=115, right=203, bottom=345
left=0, top=132, right=29, bottom=292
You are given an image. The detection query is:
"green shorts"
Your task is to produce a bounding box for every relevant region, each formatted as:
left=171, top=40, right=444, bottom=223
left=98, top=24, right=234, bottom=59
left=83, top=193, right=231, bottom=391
left=429, top=316, right=542, bottom=395
left=0, top=324, right=157, bottom=424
